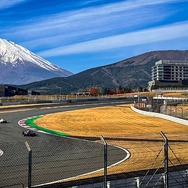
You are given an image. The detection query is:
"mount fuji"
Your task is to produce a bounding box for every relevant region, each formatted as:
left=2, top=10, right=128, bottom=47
left=0, top=38, right=73, bottom=85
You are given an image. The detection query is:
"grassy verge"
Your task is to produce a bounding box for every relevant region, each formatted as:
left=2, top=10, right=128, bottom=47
left=25, top=116, right=70, bottom=137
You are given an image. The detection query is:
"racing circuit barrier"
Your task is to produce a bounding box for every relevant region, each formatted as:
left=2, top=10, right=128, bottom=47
left=1, top=133, right=188, bottom=188
left=134, top=97, right=188, bottom=120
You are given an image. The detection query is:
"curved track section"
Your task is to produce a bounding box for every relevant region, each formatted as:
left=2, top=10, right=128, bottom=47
left=0, top=101, right=130, bottom=187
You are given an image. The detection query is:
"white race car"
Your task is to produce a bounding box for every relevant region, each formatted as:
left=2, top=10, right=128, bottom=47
left=0, top=118, right=8, bottom=123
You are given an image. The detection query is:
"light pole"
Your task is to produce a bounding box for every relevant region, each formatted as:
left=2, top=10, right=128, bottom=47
left=137, top=89, right=140, bottom=108
left=56, top=86, right=61, bottom=95
left=56, top=86, right=62, bottom=101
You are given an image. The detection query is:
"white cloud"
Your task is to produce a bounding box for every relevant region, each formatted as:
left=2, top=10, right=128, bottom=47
left=77, top=0, right=187, bottom=16
left=1, top=0, right=186, bottom=54
left=38, top=21, right=188, bottom=57
left=2, top=0, right=180, bottom=36
left=21, top=7, right=168, bottom=49
left=5, top=0, right=176, bottom=50
left=0, top=0, right=28, bottom=9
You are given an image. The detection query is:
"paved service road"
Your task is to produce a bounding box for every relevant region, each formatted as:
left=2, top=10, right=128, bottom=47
left=0, top=101, right=130, bottom=187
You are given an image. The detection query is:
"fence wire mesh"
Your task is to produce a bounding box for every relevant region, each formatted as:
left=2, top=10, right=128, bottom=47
left=0, top=134, right=188, bottom=188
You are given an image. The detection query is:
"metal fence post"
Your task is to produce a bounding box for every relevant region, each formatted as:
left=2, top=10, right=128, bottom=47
left=100, top=136, right=108, bottom=188
left=160, top=131, right=169, bottom=188
left=25, top=141, right=32, bottom=188
left=179, top=107, right=183, bottom=118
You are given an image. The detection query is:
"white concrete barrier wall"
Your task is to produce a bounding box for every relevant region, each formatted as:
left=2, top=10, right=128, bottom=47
left=131, top=106, right=188, bottom=126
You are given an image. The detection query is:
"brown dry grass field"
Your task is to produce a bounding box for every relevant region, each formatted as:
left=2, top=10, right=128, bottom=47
left=35, top=104, right=188, bottom=180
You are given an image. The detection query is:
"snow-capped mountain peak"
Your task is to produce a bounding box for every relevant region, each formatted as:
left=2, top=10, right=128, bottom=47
left=0, top=38, right=61, bottom=71
left=0, top=38, right=73, bottom=85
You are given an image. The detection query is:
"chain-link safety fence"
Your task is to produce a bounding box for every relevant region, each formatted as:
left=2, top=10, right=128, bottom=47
left=0, top=133, right=188, bottom=188
left=134, top=99, right=188, bottom=120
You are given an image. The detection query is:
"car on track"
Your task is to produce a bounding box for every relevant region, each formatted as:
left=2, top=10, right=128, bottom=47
left=0, top=118, right=8, bottom=123
left=22, top=130, right=36, bottom=137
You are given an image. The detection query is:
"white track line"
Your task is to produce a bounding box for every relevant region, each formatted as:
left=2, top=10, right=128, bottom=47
left=33, top=145, right=130, bottom=187
left=0, top=149, right=3, bottom=156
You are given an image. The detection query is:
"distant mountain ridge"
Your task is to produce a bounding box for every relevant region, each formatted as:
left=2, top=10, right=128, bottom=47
left=21, top=50, right=188, bottom=94
left=0, top=38, right=73, bottom=84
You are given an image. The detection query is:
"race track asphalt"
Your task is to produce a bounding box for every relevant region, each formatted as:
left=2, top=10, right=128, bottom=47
left=0, top=101, right=130, bottom=187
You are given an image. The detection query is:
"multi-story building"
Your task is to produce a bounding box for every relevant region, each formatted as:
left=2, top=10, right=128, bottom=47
left=148, top=60, right=188, bottom=90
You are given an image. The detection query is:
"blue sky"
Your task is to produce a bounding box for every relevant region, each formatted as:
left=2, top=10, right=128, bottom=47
left=1, top=0, right=188, bottom=73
